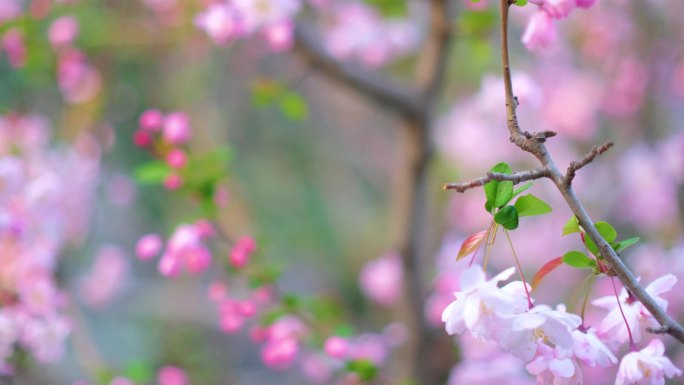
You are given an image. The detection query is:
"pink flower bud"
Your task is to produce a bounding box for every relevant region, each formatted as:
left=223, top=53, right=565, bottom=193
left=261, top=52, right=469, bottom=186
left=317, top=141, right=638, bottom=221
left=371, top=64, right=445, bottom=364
left=324, top=336, right=348, bottom=359
left=133, top=130, right=153, bottom=148
left=252, top=286, right=273, bottom=304
left=522, top=11, right=556, bottom=51
left=163, top=174, right=182, bottom=190
left=139, top=109, right=164, bottom=131
left=136, top=234, right=163, bottom=260
left=48, top=16, right=79, bottom=49
left=163, top=112, right=191, bottom=144
left=250, top=326, right=269, bottom=343
left=359, top=254, right=402, bottom=307
left=157, top=366, right=187, bottom=385
left=166, top=149, right=187, bottom=169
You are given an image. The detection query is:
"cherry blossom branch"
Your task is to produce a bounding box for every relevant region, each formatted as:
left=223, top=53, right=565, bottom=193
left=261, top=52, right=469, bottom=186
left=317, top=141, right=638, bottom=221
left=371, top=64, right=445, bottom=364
left=459, top=0, right=684, bottom=344
left=293, top=22, right=424, bottom=119
left=443, top=166, right=550, bottom=192
left=564, top=141, right=614, bottom=186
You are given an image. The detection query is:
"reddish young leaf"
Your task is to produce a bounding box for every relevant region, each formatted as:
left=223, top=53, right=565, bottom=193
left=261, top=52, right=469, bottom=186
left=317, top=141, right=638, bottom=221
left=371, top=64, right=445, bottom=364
left=531, top=257, right=563, bottom=290
left=457, top=230, right=488, bottom=261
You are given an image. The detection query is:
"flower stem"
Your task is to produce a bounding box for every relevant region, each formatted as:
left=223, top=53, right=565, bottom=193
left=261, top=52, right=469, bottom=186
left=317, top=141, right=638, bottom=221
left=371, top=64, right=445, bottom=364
left=611, top=276, right=636, bottom=351
left=504, top=230, right=533, bottom=310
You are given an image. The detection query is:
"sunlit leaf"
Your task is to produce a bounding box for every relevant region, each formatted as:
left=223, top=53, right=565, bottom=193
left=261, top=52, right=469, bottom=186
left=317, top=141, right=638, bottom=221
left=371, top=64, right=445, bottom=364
left=484, top=162, right=513, bottom=210
left=585, top=221, right=618, bottom=256
left=514, top=194, right=552, bottom=217
left=562, top=216, right=580, bottom=236
left=133, top=161, right=170, bottom=184
left=562, top=251, right=596, bottom=269
left=614, top=236, right=640, bottom=253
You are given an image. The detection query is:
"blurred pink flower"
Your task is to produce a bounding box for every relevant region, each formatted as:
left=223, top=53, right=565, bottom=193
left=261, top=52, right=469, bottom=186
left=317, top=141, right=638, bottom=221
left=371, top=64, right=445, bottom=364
left=163, top=173, right=183, bottom=190
left=163, top=112, right=191, bottom=144
left=166, top=149, right=188, bottom=169
left=324, top=336, right=348, bottom=359
left=157, top=366, right=187, bottom=385
left=139, top=109, right=165, bottom=131
left=158, top=224, right=213, bottom=276
left=48, top=16, right=79, bottom=49
left=522, top=11, right=556, bottom=51
left=229, top=236, right=257, bottom=268
left=263, top=20, right=294, bottom=51
left=136, top=234, right=163, bottom=260
left=358, top=253, right=402, bottom=307
left=1, top=29, right=26, bottom=68
left=261, top=337, right=298, bottom=370
left=79, top=246, right=129, bottom=307
left=57, top=49, right=102, bottom=104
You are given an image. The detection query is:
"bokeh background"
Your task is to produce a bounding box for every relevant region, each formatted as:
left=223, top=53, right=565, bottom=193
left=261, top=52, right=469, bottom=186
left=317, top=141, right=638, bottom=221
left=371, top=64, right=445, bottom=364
left=1, top=0, right=684, bottom=384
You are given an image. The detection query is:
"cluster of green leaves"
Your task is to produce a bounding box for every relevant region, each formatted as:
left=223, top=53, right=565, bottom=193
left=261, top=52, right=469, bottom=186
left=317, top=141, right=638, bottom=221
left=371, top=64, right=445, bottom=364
left=561, top=217, right=639, bottom=271
left=251, top=80, right=309, bottom=122
left=484, top=163, right=552, bottom=230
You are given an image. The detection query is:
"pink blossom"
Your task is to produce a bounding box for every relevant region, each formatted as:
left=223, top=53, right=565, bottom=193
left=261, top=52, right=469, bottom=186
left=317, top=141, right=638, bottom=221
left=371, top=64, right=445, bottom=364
left=441, top=265, right=526, bottom=338
left=1, top=29, right=26, bottom=68
left=522, top=11, right=556, bottom=51
left=346, top=333, right=387, bottom=365
left=48, top=16, right=79, bottom=49
left=593, top=274, right=677, bottom=345
left=57, top=50, right=102, bottom=104
left=194, top=4, right=243, bottom=44
left=157, top=224, right=212, bottom=276
left=133, top=130, right=153, bottom=148
left=163, top=112, right=191, bottom=145
left=572, top=328, right=617, bottom=368
left=157, top=365, right=187, bottom=385
left=20, top=315, right=70, bottom=363
left=525, top=344, right=582, bottom=385
left=229, top=236, right=257, bottom=268
left=0, top=0, right=21, bottom=23
left=358, top=253, right=402, bottom=307
left=615, top=339, right=681, bottom=385
left=324, top=336, right=348, bottom=359
left=79, top=246, right=129, bottom=307
left=163, top=173, right=183, bottom=190
left=220, top=312, right=244, bottom=333
left=262, top=20, right=294, bottom=52
left=541, top=0, right=576, bottom=19
left=139, top=109, right=165, bottom=131
left=233, top=0, right=301, bottom=33
left=136, top=234, right=163, bottom=260
left=300, top=353, right=332, bottom=383
left=261, top=337, right=299, bottom=369
left=166, top=149, right=188, bottom=169
left=498, top=305, right=582, bottom=361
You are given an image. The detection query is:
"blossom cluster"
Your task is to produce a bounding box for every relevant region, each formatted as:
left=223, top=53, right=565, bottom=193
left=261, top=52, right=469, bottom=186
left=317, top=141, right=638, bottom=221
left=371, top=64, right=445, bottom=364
left=441, top=264, right=682, bottom=384
left=193, top=0, right=420, bottom=66
left=0, top=113, right=99, bottom=370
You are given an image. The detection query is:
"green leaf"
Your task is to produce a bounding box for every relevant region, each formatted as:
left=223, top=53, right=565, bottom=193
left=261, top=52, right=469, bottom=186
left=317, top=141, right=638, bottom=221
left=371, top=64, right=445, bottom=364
left=513, top=0, right=528, bottom=5
left=614, top=237, right=640, bottom=253
left=123, top=361, right=154, bottom=383
left=512, top=182, right=533, bottom=198
left=364, top=0, right=408, bottom=16
left=494, top=205, right=519, bottom=230
left=585, top=221, right=618, bottom=256
left=514, top=194, right=552, bottom=217
left=346, top=360, right=378, bottom=381
left=133, top=161, right=170, bottom=184
left=562, top=251, right=596, bottom=269
left=484, top=163, right=513, bottom=210
left=251, top=80, right=283, bottom=108
left=279, top=92, right=309, bottom=121
left=562, top=216, right=580, bottom=236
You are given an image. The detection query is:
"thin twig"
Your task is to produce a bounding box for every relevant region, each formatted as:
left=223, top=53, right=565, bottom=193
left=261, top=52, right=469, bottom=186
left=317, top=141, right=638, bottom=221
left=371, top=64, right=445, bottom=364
left=564, top=141, right=614, bottom=186
left=443, top=167, right=550, bottom=192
